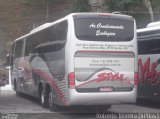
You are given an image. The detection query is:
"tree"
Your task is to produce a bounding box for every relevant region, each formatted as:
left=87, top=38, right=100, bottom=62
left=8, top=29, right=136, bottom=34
left=106, top=0, right=143, bottom=13
left=143, top=0, right=154, bottom=22
left=105, top=0, right=154, bottom=27
left=74, top=0, right=91, bottom=12
left=28, top=0, right=64, bottom=21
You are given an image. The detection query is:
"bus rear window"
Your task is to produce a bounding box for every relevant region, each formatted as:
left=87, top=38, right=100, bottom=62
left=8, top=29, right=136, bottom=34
left=74, top=18, right=134, bottom=42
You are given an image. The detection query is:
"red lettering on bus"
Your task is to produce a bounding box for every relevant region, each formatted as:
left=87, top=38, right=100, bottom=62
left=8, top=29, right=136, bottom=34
left=96, top=72, right=109, bottom=82
left=138, top=58, right=159, bottom=85
left=96, top=72, right=124, bottom=82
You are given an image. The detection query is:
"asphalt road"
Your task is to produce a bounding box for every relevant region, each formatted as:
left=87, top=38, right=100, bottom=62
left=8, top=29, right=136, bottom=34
left=0, top=90, right=160, bottom=119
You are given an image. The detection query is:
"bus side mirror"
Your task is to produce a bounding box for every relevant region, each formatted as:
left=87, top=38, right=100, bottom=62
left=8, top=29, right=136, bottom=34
left=6, top=53, right=11, bottom=66
left=5, top=53, right=14, bottom=66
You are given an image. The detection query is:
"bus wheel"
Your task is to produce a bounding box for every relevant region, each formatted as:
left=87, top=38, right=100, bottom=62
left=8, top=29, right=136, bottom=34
left=48, top=90, right=59, bottom=111
left=98, top=105, right=112, bottom=111
left=14, top=81, right=20, bottom=96
left=40, top=88, right=49, bottom=108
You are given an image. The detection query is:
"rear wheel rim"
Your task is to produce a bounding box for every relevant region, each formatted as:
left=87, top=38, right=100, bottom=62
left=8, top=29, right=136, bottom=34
left=41, top=91, right=45, bottom=104
left=49, top=92, right=53, bottom=108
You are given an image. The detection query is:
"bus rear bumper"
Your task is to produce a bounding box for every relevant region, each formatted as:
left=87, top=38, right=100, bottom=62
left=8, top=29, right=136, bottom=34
left=67, top=87, right=137, bottom=106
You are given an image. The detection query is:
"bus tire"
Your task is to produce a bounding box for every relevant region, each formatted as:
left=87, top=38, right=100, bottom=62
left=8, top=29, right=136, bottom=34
left=40, top=88, right=49, bottom=108
left=106, top=105, right=111, bottom=109
left=96, top=105, right=111, bottom=111
left=102, top=105, right=111, bottom=110
left=14, top=81, right=20, bottom=96
left=48, top=89, right=59, bottom=111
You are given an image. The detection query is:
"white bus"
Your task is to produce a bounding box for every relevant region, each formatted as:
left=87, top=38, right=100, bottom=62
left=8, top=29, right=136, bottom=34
left=137, top=21, right=160, bottom=102
left=10, top=13, right=138, bottom=111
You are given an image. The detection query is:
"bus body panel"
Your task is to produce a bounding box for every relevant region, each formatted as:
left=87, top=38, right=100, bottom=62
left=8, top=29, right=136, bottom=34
left=65, top=13, right=138, bottom=105
left=30, top=48, right=67, bottom=105
left=10, top=13, right=137, bottom=107
left=137, top=22, right=160, bottom=102
left=67, top=88, right=137, bottom=106
left=138, top=54, right=160, bottom=101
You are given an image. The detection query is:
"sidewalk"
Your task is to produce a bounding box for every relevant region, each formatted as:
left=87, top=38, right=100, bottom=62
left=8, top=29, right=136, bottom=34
left=0, top=84, right=12, bottom=91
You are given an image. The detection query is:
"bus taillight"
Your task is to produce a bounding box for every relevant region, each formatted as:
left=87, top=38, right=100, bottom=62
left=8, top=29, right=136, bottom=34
left=68, top=72, right=75, bottom=88
left=134, top=72, right=138, bottom=85
left=98, top=13, right=111, bottom=17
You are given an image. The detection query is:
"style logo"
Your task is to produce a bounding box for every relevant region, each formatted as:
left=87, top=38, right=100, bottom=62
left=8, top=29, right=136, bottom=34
left=96, top=72, right=124, bottom=82
left=92, top=69, right=133, bottom=85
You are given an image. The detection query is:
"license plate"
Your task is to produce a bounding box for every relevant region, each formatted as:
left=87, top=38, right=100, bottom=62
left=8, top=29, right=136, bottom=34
left=100, top=87, right=113, bottom=92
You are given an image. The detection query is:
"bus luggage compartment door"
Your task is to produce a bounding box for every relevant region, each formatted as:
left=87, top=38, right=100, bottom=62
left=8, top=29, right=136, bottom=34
left=74, top=51, right=135, bottom=93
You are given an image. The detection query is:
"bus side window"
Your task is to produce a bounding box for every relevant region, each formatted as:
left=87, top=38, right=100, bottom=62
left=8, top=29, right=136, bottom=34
left=138, top=40, right=149, bottom=55
left=34, top=43, right=65, bottom=54
left=15, top=40, right=24, bottom=58
left=46, top=20, right=68, bottom=42
left=31, top=20, right=68, bottom=54
left=138, top=39, right=155, bottom=55
left=25, top=31, right=45, bottom=56
left=153, top=38, right=160, bottom=54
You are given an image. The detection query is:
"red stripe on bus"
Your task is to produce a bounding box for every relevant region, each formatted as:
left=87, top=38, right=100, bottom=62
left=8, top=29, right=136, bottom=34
left=76, top=79, right=98, bottom=88
left=76, top=77, right=134, bottom=88
left=33, top=69, right=67, bottom=106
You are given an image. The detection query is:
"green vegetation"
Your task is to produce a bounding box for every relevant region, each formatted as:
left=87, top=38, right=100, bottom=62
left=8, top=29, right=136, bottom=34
left=0, top=0, right=160, bottom=64
left=106, top=0, right=142, bottom=11
left=74, top=0, right=91, bottom=12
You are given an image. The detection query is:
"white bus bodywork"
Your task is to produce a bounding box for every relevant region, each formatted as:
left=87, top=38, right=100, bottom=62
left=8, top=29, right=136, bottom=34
left=10, top=13, right=138, bottom=110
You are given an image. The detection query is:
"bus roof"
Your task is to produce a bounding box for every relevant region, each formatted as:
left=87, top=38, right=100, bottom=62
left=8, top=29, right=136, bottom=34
left=72, top=12, right=134, bottom=21
left=137, top=26, right=160, bottom=34
left=137, top=24, right=160, bottom=41
left=13, top=12, right=134, bottom=43
left=29, top=23, right=52, bottom=34
left=147, top=21, right=160, bottom=28
left=137, top=21, right=160, bottom=33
